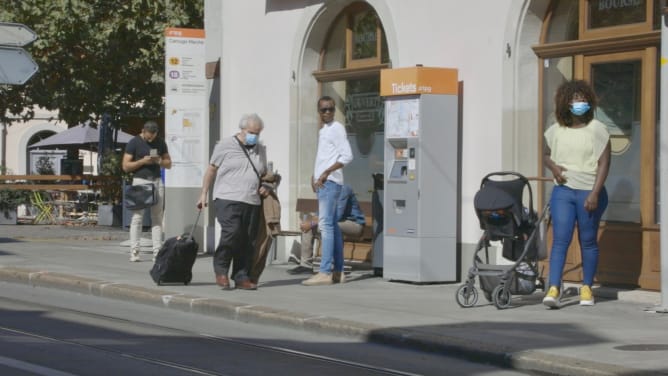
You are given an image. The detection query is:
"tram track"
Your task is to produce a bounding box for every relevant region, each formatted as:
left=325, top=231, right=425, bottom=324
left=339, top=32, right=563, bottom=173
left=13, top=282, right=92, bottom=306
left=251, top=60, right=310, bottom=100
left=0, top=296, right=420, bottom=376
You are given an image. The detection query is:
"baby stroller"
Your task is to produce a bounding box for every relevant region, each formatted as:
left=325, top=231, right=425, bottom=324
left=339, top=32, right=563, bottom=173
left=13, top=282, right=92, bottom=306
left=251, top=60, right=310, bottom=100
left=455, top=171, right=549, bottom=309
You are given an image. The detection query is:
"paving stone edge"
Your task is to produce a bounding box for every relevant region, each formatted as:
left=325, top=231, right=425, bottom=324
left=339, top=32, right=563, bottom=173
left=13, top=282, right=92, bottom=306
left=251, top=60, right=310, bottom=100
left=0, top=266, right=641, bottom=376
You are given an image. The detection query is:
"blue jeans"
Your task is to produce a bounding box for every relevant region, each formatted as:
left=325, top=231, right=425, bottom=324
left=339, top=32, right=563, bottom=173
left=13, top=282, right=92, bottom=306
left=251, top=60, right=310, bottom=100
left=317, top=181, right=343, bottom=274
left=548, top=185, right=608, bottom=287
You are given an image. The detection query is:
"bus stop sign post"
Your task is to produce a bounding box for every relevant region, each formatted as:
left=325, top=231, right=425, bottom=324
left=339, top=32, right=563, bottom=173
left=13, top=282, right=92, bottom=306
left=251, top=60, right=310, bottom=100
left=658, top=1, right=668, bottom=313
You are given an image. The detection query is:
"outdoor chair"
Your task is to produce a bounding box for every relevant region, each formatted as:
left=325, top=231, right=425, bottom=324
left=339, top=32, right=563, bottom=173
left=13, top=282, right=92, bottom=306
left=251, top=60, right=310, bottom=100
left=31, top=191, right=56, bottom=224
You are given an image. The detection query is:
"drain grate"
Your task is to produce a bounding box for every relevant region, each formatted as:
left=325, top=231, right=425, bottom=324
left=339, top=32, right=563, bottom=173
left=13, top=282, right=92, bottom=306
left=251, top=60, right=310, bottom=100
left=614, top=344, right=668, bottom=351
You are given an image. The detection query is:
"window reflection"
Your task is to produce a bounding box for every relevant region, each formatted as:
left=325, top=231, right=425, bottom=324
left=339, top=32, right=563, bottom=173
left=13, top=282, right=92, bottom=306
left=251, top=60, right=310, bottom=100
left=588, top=0, right=646, bottom=29
left=545, top=1, right=579, bottom=43
left=352, top=10, right=378, bottom=60
left=322, top=15, right=346, bottom=70
left=593, top=61, right=641, bottom=152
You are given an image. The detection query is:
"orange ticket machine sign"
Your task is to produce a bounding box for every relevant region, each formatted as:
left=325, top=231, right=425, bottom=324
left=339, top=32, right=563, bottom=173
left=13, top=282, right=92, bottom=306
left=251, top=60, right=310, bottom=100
left=380, top=66, right=458, bottom=97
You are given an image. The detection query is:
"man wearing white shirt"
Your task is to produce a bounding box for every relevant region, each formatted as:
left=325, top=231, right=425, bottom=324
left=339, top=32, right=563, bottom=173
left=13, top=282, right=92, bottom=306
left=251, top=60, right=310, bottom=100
left=302, top=96, right=353, bottom=286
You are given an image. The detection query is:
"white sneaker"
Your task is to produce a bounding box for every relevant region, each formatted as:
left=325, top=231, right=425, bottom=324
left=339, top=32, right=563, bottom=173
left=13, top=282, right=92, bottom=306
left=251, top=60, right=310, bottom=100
left=129, top=254, right=140, bottom=262
left=301, top=272, right=333, bottom=286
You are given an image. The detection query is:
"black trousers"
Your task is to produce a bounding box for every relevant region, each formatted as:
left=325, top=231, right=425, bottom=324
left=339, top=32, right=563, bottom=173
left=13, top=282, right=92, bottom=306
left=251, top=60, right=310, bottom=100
left=214, top=199, right=261, bottom=281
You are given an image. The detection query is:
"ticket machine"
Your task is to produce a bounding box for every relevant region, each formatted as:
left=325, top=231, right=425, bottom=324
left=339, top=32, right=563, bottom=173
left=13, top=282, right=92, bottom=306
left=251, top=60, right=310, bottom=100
left=380, top=66, right=459, bottom=282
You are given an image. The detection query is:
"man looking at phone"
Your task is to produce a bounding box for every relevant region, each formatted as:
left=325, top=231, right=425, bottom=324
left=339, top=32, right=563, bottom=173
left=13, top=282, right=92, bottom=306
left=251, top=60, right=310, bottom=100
left=122, top=120, right=172, bottom=262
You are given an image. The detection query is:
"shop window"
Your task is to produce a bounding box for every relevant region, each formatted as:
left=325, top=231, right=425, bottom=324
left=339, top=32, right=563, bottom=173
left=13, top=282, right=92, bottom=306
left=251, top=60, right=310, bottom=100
left=580, top=0, right=655, bottom=39
left=318, top=3, right=389, bottom=74
left=322, top=15, right=346, bottom=70
left=592, top=60, right=641, bottom=155
left=544, top=1, right=579, bottom=43
left=587, top=0, right=646, bottom=29
left=347, top=6, right=388, bottom=67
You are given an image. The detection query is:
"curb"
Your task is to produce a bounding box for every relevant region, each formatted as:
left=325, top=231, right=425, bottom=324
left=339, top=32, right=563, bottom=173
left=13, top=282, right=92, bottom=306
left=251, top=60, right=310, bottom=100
left=0, top=266, right=642, bottom=376
left=12, top=234, right=128, bottom=242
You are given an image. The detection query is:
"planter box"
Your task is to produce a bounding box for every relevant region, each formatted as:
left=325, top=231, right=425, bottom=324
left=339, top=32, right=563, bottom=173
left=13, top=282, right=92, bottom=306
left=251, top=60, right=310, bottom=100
left=0, top=210, right=18, bottom=225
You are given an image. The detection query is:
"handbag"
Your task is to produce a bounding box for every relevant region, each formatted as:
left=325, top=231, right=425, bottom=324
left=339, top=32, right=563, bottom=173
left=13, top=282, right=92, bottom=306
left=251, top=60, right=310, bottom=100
left=124, top=183, right=157, bottom=210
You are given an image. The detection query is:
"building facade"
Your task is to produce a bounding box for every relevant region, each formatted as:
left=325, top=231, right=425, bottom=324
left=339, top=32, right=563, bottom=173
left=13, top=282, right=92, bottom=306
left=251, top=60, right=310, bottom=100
left=1, top=109, right=67, bottom=175
left=204, top=0, right=661, bottom=289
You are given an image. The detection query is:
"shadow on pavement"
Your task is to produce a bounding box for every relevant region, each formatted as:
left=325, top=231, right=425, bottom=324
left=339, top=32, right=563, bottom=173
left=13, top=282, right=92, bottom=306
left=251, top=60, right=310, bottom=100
left=0, top=238, right=23, bottom=244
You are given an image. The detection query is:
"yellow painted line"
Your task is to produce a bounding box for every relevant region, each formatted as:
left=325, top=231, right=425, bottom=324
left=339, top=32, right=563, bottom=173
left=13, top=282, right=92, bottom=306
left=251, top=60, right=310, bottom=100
left=662, top=57, right=668, bottom=66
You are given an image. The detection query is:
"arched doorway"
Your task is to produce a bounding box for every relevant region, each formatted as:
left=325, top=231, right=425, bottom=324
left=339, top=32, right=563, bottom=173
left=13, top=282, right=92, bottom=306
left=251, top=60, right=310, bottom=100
left=296, top=1, right=390, bottom=204
left=533, top=0, right=661, bottom=289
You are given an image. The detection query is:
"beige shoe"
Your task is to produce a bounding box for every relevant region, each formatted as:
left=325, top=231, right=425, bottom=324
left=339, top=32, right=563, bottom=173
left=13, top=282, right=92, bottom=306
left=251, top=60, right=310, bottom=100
left=332, top=271, right=346, bottom=284
left=302, top=272, right=333, bottom=286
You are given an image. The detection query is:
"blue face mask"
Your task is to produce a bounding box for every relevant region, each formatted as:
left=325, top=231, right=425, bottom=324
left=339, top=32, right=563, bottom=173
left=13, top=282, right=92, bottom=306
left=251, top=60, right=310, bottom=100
left=245, top=133, right=258, bottom=146
left=570, top=101, right=590, bottom=116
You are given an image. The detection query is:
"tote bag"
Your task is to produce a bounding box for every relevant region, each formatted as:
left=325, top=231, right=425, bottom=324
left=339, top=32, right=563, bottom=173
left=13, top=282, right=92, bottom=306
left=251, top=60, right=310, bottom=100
left=124, top=183, right=157, bottom=210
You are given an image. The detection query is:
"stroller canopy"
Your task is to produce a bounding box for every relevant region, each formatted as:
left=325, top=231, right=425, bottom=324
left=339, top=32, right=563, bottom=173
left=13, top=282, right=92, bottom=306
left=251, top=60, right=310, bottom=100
left=474, top=178, right=527, bottom=229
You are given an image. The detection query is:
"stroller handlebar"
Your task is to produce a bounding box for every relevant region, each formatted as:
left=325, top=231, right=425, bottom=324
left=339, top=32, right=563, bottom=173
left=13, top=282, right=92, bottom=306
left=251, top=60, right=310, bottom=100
left=525, top=176, right=553, bottom=182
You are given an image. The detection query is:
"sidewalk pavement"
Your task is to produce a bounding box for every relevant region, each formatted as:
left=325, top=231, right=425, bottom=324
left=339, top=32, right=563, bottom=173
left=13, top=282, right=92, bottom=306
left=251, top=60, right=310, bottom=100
left=1, top=224, right=667, bottom=376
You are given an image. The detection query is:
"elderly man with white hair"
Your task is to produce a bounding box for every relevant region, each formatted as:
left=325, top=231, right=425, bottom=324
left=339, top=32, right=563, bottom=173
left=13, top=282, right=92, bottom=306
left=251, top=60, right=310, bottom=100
left=197, top=113, right=270, bottom=291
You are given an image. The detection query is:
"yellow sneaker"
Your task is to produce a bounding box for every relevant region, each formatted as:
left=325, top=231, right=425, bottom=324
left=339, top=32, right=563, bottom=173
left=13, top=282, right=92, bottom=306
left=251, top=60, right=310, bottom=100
left=542, top=286, right=560, bottom=308
left=580, top=285, right=595, bottom=306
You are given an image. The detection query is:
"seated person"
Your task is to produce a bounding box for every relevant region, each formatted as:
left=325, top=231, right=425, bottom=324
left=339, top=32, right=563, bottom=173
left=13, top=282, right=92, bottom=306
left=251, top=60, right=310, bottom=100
left=288, top=184, right=366, bottom=274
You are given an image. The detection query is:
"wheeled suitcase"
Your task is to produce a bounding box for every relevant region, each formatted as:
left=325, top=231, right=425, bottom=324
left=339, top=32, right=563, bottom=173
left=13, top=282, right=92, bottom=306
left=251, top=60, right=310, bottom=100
left=150, top=212, right=200, bottom=285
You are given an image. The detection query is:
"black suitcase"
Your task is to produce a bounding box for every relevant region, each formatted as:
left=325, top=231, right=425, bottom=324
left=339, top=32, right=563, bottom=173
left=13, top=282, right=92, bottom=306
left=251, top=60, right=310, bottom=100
left=150, top=213, right=200, bottom=285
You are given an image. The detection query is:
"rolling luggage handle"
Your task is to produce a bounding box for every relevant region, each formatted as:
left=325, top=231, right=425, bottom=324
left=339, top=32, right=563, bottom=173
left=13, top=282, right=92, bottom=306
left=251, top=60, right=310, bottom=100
left=186, top=210, right=202, bottom=241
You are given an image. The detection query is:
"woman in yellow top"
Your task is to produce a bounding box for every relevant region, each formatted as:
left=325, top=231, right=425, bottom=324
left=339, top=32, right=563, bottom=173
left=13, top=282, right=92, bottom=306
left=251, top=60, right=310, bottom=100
left=542, top=80, right=611, bottom=308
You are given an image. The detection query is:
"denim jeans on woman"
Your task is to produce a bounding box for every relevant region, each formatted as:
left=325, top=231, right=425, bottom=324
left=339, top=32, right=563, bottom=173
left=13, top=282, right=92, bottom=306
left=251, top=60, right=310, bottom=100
left=548, top=185, right=608, bottom=287
left=317, top=180, right=343, bottom=274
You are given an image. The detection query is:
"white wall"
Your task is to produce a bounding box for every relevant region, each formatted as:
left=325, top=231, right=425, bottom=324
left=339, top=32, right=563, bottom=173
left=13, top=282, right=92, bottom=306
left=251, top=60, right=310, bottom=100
left=378, top=0, right=513, bottom=242
left=218, top=1, right=305, bottom=229
left=4, top=108, right=65, bottom=174
left=210, top=0, right=538, bottom=246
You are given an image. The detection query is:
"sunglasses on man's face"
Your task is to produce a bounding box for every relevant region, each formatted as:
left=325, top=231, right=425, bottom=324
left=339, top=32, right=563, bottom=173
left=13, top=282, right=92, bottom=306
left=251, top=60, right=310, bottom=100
left=319, top=107, right=335, bottom=114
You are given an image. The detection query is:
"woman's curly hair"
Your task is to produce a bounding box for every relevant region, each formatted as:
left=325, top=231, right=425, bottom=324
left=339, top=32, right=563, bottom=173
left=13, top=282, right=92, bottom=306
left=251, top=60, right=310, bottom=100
left=554, top=80, right=597, bottom=127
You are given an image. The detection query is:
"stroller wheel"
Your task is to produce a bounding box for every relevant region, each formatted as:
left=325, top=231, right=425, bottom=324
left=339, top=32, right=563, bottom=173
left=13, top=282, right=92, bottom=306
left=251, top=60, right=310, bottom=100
left=455, top=284, right=479, bottom=308
left=492, top=285, right=512, bottom=309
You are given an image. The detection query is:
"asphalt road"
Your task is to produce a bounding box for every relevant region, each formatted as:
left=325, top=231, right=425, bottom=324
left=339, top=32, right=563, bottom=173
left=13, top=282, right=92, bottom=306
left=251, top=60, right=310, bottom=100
left=0, top=283, right=533, bottom=376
